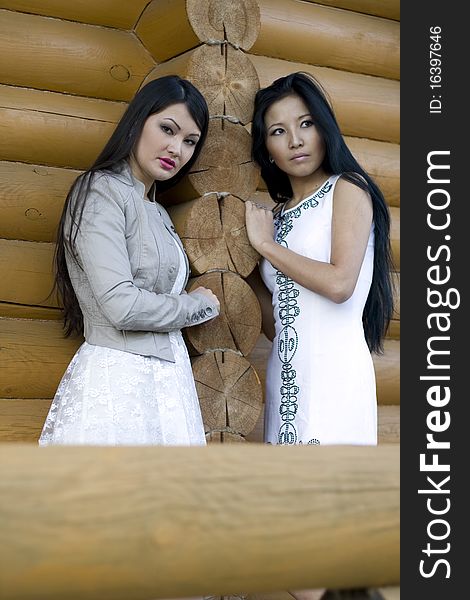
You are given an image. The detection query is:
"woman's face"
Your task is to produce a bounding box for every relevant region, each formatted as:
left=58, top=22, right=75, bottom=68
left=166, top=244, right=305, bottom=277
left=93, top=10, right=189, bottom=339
left=130, top=102, right=201, bottom=191
left=264, top=93, right=326, bottom=182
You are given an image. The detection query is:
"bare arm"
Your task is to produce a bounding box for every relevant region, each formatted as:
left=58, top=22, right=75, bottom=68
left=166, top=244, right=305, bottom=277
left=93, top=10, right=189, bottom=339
left=245, top=178, right=373, bottom=304
left=246, top=265, right=275, bottom=342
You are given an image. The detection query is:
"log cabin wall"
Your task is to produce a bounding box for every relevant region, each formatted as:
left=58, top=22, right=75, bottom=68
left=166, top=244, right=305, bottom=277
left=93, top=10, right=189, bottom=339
left=0, top=0, right=399, bottom=445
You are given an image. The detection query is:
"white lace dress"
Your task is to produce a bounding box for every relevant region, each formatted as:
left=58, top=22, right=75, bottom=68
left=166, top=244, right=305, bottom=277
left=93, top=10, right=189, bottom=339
left=39, top=242, right=207, bottom=446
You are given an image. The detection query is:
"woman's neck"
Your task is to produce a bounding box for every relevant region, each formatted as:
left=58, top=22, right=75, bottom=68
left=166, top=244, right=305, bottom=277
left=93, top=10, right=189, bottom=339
left=287, top=170, right=330, bottom=208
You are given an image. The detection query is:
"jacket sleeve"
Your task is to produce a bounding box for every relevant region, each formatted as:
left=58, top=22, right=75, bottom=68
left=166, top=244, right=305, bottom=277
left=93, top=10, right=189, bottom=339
left=69, top=175, right=219, bottom=332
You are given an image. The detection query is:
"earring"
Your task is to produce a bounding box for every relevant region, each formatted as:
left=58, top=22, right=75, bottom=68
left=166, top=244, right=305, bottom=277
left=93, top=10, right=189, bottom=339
left=269, top=156, right=274, bottom=164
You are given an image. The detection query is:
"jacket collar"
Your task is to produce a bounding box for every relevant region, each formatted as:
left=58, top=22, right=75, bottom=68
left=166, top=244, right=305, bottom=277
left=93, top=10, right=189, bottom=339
left=111, top=160, right=146, bottom=196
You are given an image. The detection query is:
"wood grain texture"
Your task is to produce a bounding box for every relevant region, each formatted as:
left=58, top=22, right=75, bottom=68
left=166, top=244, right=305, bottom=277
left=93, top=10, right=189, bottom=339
left=144, top=44, right=260, bottom=125
left=138, top=0, right=261, bottom=58
left=167, top=193, right=259, bottom=276
left=187, top=271, right=262, bottom=356
left=0, top=10, right=155, bottom=101
left=193, top=350, right=263, bottom=438
left=0, top=1, right=150, bottom=28
left=135, top=0, right=200, bottom=62
left=249, top=55, right=399, bottom=144
left=345, top=138, right=400, bottom=207
left=0, top=86, right=125, bottom=169
left=300, top=0, right=400, bottom=21
left=0, top=303, right=62, bottom=320
left=0, top=318, right=82, bottom=399
left=160, top=119, right=260, bottom=204
left=0, top=239, right=57, bottom=308
left=187, top=0, right=261, bottom=50
left=0, top=398, right=51, bottom=442
left=252, top=0, right=399, bottom=80
left=0, top=161, right=79, bottom=242
left=0, top=443, right=399, bottom=597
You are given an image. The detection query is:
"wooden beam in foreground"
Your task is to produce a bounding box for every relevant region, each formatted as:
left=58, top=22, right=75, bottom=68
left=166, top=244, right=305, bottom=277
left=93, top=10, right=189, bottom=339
left=0, top=444, right=399, bottom=599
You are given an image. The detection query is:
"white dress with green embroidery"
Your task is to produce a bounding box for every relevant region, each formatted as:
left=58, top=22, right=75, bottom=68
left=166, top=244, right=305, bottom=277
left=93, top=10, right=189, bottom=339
left=259, top=175, right=377, bottom=445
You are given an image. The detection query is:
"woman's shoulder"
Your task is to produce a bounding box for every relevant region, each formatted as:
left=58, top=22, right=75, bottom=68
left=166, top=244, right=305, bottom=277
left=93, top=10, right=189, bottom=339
left=335, top=172, right=370, bottom=196
left=333, top=173, right=372, bottom=213
left=87, top=167, right=141, bottom=207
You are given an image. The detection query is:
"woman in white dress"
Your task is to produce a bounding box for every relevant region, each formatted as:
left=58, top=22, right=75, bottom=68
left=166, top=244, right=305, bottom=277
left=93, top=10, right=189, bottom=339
left=39, top=75, right=220, bottom=446
left=244, top=69, right=395, bottom=600
left=245, top=72, right=394, bottom=448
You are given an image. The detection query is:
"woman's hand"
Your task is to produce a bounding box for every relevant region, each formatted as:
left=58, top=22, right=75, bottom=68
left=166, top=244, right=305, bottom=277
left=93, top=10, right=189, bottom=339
left=245, top=201, right=275, bottom=254
left=190, top=286, right=220, bottom=309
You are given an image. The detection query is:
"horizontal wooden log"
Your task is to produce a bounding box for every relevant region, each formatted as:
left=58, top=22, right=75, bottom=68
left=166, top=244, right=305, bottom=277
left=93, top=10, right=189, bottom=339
left=0, top=10, right=154, bottom=101
left=247, top=587, right=400, bottom=600
left=0, top=1, right=150, bottom=28
left=0, top=321, right=399, bottom=405
left=252, top=0, right=399, bottom=80
left=249, top=55, right=399, bottom=144
left=0, top=443, right=400, bottom=597
left=136, top=0, right=260, bottom=62
left=187, top=271, right=262, bottom=356
left=392, top=272, right=400, bottom=321
left=374, top=339, right=400, bottom=405
left=376, top=405, right=400, bottom=445
left=346, top=138, right=399, bottom=208
left=390, top=206, right=400, bottom=271
left=135, top=0, right=199, bottom=62
left=248, top=335, right=400, bottom=406
left=0, top=398, right=51, bottom=442
left=0, top=161, right=79, bottom=242
left=0, top=234, right=399, bottom=324
left=301, top=1, right=400, bottom=21
left=0, top=239, right=57, bottom=308
left=245, top=404, right=400, bottom=445
left=167, top=193, right=259, bottom=276
left=387, top=320, right=399, bottom=340
left=0, top=86, right=125, bottom=169
left=160, top=119, right=260, bottom=204
left=0, top=317, right=82, bottom=399
left=0, top=400, right=399, bottom=445
left=143, top=44, right=260, bottom=125
left=0, top=303, right=62, bottom=321
left=192, top=350, right=263, bottom=438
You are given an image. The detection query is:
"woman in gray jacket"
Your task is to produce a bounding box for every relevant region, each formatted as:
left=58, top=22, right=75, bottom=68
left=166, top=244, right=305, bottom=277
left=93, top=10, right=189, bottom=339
left=39, top=75, right=220, bottom=446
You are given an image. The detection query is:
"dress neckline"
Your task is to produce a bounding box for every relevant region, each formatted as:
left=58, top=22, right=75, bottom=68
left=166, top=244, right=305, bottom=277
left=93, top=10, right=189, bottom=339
left=280, top=176, right=332, bottom=216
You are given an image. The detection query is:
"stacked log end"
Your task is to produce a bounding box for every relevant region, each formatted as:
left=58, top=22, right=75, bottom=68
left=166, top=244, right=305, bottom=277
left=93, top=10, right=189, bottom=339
left=159, top=1, right=264, bottom=444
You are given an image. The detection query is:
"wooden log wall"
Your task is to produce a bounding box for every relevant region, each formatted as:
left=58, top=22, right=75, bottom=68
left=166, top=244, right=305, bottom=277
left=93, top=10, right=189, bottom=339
left=0, top=443, right=399, bottom=598
left=0, top=0, right=400, bottom=446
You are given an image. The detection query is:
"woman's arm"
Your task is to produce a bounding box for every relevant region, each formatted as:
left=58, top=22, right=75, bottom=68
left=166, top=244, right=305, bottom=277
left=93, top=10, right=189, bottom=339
left=245, top=178, right=373, bottom=304
left=246, top=265, right=275, bottom=342
left=70, top=176, right=219, bottom=332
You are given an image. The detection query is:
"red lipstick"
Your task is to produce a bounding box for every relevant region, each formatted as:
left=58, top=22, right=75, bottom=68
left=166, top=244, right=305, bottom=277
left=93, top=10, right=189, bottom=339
left=159, top=157, right=176, bottom=170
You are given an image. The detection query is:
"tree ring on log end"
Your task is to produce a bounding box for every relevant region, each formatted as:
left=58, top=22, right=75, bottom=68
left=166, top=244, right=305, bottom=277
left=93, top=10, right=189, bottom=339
left=167, top=193, right=259, bottom=277
left=187, top=0, right=260, bottom=51
left=192, top=350, right=263, bottom=438
left=187, top=271, right=261, bottom=356
left=189, top=119, right=260, bottom=201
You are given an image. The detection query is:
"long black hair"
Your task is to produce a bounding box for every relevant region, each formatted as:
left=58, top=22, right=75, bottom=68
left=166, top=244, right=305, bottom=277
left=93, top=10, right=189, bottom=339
left=252, top=72, right=394, bottom=354
left=55, top=75, right=209, bottom=337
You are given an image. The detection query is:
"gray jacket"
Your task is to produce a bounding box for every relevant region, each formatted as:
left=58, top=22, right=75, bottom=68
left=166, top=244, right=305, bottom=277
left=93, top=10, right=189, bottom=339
left=66, top=162, right=219, bottom=362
